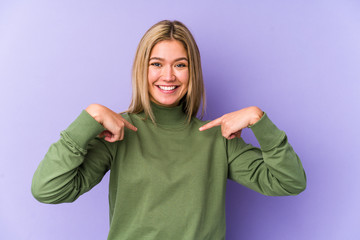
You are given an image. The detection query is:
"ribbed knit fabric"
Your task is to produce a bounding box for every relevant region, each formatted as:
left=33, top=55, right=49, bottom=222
left=32, top=103, right=306, bottom=240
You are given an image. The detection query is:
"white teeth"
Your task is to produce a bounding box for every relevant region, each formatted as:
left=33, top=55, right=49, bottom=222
left=159, top=85, right=176, bottom=91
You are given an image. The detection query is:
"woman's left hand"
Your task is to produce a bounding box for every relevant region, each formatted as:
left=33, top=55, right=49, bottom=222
left=199, top=106, right=264, bottom=139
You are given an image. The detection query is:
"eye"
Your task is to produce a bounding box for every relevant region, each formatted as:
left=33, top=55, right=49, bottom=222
left=176, top=63, right=187, bottom=68
left=150, top=62, right=161, bottom=67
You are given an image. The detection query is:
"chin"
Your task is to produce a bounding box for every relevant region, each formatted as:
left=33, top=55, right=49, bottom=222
left=154, top=98, right=179, bottom=107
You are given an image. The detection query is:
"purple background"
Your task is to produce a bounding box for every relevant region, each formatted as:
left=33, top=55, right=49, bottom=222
left=1, top=1, right=359, bottom=239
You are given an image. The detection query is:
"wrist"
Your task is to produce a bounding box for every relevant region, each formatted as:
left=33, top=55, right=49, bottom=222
left=85, top=104, right=104, bottom=124
left=247, top=106, right=263, bottom=126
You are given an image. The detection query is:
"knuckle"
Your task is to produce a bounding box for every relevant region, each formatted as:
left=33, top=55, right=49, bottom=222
left=223, top=121, right=231, bottom=128
left=114, top=125, right=121, bottom=133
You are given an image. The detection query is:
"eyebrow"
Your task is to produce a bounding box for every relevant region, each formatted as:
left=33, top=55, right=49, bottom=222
left=149, top=57, right=188, bottom=62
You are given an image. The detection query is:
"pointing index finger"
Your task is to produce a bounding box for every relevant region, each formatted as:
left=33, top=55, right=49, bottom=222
left=199, top=117, right=222, bottom=131
left=123, top=119, right=138, bottom=132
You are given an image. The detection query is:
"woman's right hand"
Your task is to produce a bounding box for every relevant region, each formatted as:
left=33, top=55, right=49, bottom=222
left=85, top=104, right=137, bottom=142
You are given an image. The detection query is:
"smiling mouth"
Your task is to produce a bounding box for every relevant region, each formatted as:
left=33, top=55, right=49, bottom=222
left=157, top=85, right=179, bottom=91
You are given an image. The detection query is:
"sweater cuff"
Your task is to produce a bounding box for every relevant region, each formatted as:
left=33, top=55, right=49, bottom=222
left=249, top=112, right=285, bottom=151
left=63, top=110, right=106, bottom=150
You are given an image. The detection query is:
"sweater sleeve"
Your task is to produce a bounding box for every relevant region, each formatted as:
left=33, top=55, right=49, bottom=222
left=31, top=110, right=114, bottom=204
left=226, top=113, right=306, bottom=196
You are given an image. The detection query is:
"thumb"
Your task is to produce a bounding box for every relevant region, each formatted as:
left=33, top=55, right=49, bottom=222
left=228, top=130, right=242, bottom=139
left=98, top=130, right=112, bottom=139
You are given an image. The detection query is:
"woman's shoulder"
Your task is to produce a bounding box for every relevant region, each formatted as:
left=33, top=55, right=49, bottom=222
left=191, top=117, right=221, bottom=134
left=120, top=112, right=151, bottom=127
left=119, top=112, right=140, bottom=123
left=191, top=116, right=208, bottom=125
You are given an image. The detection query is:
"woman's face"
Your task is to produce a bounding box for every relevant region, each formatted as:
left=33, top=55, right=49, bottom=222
left=148, top=40, right=189, bottom=107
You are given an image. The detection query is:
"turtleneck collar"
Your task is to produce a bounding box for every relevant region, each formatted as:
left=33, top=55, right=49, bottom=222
left=150, top=101, right=187, bottom=126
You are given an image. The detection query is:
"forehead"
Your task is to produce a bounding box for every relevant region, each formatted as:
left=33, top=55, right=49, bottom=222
left=150, top=40, right=187, bottom=58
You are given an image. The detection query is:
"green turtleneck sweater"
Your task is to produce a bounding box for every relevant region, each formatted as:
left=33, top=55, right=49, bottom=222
left=32, top=103, right=306, bottom=240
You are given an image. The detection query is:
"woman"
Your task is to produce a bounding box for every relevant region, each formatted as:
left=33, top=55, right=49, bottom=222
left=32, top=20, right=306, bottom=240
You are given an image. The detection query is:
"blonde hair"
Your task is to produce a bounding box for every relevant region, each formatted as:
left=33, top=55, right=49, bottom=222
left=127, top=20, right=205, bottom=123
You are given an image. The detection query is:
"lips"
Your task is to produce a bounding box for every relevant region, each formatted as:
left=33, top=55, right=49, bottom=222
left=156, top=85, right=179, bottom=93
left=158, top=85, right=178, bottom=91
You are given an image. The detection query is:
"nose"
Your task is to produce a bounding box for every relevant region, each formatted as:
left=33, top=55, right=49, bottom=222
left=162, top=65, right=175, bottom=81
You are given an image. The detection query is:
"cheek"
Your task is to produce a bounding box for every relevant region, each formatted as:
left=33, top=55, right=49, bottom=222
left=179, top=73, right=189, bottom=95
left=181, top=71, right=190, bottom=86
left=147, top=69, right=158, bottom=84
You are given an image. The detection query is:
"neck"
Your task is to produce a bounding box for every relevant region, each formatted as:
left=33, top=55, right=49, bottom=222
left=150, top=101, right=187, bottom=126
